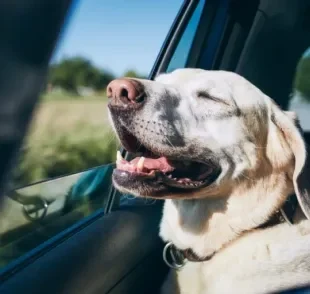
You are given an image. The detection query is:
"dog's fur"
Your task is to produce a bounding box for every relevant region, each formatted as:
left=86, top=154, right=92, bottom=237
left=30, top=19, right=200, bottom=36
left=108, top=68, right=310, bottom=294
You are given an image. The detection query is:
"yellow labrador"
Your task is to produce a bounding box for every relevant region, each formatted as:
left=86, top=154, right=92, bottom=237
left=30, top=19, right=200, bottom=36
left=107, top=68, right=310, bottom=294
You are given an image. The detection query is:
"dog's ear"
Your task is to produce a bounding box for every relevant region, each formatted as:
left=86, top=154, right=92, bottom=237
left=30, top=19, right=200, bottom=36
left=269, top=103, right=310, bottom=220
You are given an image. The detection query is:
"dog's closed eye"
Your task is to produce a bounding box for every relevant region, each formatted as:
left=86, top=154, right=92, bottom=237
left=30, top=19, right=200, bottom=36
left=196, top=90, right=229, bottom=106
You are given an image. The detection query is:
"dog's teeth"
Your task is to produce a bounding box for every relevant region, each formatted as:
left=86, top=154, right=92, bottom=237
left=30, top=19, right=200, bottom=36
left=116, top=151, right=123, bottom=163
left=137, top=157, right=145, bottom=172
left=167, top=174, right=172, bottom=178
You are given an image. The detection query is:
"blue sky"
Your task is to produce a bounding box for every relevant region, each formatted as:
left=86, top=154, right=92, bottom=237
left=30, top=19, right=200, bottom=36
left=53, top=0, right=183, bottom=76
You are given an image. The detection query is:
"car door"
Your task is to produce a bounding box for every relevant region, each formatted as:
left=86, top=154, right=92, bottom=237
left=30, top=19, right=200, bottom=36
left=0, top=0, right=291, bottom=293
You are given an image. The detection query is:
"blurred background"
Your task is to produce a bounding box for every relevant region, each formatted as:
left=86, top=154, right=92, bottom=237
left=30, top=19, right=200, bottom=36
left=11, top=0, right=183, bottom=188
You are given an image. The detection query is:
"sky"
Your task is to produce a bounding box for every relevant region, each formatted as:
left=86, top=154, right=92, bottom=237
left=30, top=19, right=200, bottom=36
left=52, top=0, right=183, bottom=76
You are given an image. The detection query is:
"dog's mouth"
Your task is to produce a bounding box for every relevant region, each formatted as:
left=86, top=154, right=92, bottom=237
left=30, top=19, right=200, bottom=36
left=116, top=153, right=215, bottom=188
left=113, top=126, right=221, bottom=197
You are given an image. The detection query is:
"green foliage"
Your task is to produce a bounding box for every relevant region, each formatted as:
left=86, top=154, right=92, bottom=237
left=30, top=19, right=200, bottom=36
left=48, top=57, right=147, bottom=96
left=49, top=56, right=115, bottom=93
left=12, top=124, right=118, bottom=187
left=123, top=69, right=146, bottom=79
left=294, top=56, right=310, bottom=101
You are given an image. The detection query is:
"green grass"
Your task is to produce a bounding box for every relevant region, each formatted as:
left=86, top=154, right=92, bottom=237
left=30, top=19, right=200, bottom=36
left=12, top=92, right=118, bottom=187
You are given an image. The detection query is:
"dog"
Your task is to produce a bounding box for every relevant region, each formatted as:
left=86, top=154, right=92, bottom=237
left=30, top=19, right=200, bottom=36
left=107, top=68, right=310, bottom=294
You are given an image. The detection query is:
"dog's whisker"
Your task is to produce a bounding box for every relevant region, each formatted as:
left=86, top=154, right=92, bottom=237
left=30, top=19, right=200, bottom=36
left=163, top=133, right=176, bottom=150
left=254, top=145, right=267, bottom=149
left=240, top=172, right=257, bottom=182
left=131, top=121, right=152, bottom=153
left=104, top=131, right=118, bottom=146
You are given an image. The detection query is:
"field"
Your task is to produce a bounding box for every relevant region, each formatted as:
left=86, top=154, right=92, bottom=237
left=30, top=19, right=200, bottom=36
left=12, top=93, right=118, bottom=187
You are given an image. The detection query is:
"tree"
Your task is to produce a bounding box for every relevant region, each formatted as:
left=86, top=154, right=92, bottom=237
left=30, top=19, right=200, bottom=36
left=49, top=57, right=115, bottom=93
left=294, top=56, right=310, bottom=102
left=123, top=69, right=146, bottom=79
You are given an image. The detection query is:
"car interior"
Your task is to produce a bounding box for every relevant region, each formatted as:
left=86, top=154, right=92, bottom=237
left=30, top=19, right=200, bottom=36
left=0, top=0, right=310, bottom=293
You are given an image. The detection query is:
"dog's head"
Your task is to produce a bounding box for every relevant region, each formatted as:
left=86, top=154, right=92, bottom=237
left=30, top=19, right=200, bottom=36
left=107, top=68, right=310, bottom=218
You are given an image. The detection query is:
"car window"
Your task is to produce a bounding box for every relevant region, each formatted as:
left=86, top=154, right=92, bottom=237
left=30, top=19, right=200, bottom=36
left=289, top=47, right=310, bottom=131
left=0, top=0, right=182, bottom=271
left=166, top=0, right=205, bottom=73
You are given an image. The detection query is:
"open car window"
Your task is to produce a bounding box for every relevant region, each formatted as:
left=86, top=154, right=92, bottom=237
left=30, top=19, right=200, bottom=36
left=0, top=0, right=184, bottom=271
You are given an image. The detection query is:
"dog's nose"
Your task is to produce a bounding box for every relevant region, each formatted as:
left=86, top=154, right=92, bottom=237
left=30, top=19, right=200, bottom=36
left=107, top=78, right=145, bottom=105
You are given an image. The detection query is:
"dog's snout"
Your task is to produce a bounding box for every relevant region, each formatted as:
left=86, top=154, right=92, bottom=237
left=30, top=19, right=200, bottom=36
left=107, top=78, right=145, bottom=106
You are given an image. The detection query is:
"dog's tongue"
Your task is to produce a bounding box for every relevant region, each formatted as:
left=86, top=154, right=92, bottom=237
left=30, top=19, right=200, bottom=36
left=117, top=155, right=174, bottom=174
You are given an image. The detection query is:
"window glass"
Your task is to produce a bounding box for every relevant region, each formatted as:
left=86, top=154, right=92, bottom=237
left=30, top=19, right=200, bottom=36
left=0, top=165, right=113, bottom=269
left=166, top=0, right=205, bottom=73
left=289, top=47, right=310, bottom=131
left=0, top=0, right=182, bottom=271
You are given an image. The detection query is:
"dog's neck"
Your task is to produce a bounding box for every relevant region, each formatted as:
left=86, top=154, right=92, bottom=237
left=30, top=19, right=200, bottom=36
left=159, top=172, right=296, bottom=258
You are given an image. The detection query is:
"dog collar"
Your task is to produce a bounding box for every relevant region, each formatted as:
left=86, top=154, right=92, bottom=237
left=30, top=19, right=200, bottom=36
left=261, top=193, right=298, bottom=228
left=162, top=193, right=298, bottom=270
left=163, top=242, right=215, bottom=270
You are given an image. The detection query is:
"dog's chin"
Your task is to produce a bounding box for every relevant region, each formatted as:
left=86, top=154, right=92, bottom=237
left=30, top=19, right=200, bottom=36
left=112, top=164, right=221, bottom=199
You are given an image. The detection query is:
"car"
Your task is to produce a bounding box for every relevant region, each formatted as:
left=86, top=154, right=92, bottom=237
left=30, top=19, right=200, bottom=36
left=0, top=0, right=310, bottom=293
